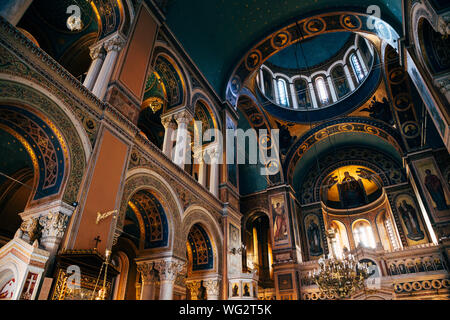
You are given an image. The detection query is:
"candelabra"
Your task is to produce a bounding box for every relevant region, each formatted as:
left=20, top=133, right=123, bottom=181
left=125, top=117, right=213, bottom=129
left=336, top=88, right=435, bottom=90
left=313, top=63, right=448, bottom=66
left=310, top=251, right=369, bottom=299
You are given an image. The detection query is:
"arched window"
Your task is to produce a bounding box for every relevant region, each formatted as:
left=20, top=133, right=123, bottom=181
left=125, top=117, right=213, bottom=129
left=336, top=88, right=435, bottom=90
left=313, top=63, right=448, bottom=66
left=331, top=65, right=350, bottom=98
left=353, top=220, right=376, bottom=249
left=294, top=78, right=311, bottom=109
left=315, top=76, right=329, bottom=106
left=276, top=78, right=289, bottom=107
left=350, top=53, right=365, bottom=83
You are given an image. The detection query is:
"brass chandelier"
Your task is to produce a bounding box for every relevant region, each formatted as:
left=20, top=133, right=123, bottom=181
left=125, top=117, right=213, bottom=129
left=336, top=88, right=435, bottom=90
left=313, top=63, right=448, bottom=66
left=310, top=247, right=370, bottom=299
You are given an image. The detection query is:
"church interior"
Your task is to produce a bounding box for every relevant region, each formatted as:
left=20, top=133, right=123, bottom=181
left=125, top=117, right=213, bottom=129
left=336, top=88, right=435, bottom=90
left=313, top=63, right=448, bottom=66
left=0, top=0, right=449, bottom=301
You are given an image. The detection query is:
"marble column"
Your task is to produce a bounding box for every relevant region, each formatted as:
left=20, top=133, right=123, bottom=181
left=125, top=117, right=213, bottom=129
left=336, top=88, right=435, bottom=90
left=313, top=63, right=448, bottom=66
left=92, top=34, right=126, bottom=100
left=326, top=76, right=338, bottom=102
left=137, top=262, right=158, bottom=300
left=161, top=116, right=177, bottom=158
left=0, top=0, right=33, bottom=26
left=259, top=69, right=265, bottom=95
left=308, top=81, right=318, bottom=109
left=83, top=45, right=106, bottom=91
left=289, top=82, right=299, bottom=109
left=155, top=259, right=185, bottom=300
left=343, top=64, right=356, bottom=90
left=173, top=111, right=193, bottom=169
left=208, top=147, right=220, bottom=197
left=194, top=150, right=207, bottom=187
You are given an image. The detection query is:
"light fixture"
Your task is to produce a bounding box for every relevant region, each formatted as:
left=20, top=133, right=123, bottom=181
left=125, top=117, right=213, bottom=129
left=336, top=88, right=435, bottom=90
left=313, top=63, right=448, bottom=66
left=229, top=243, right=246, bottom=255
left=309, top=231, right=369, bottom=299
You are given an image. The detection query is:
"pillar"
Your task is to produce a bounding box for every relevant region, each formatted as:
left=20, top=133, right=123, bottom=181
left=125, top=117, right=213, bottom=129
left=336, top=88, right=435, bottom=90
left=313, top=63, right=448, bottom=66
left=0, top=0, right=33, bottom=26
left=137, top=262, right=158, bottom=300
left=308, top=81, right=318, bottom=109
left=92, top=34, right=126, bottom=100
left=161, top=116, right=177, bottom=158
left=16, top=201, right=74, bottom=275
left=289, top=82, right=299, bottom=109
left=155, top=258, right=185, bottom=300
left=259, top=69, right=265, bottom=95
left=208, top=147, right=220, bottom=197
left=344, top=64, right=356, bottom=90
left=173, top=110, right=193, bottom=169
left=194, top=150, right=207, bottom=187
left=327, top=76, right=338, bottom=102
left=83, top=45, right=106, bottom=91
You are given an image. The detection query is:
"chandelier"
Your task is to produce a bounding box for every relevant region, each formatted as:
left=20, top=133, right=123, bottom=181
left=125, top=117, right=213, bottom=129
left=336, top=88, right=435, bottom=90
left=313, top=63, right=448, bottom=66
left=309, top=228, right=370, bottom=299
left=310, top=250, right=369, bottom=299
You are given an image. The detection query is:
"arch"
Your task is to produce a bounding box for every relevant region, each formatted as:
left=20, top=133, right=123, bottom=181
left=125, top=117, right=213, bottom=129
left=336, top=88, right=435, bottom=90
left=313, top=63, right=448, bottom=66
left=91, top=0, right=125, bottom=40
left=329, top=220, right=350, bottom=257
left=186, top=223, right=215, bottom=273
left=127, top=189, right=170, bottom=250
left=352, top=219, right=376, bottom=248
left=151, top=44, right=192, bottom=111
left=119, top=168, right=184, bottom=258
left=58, top=32, right=98, bottom=80
left=226, top=11, right=400, bottom=106
left=292, top=77, right=312, bottom=109
left=243, top=209, right=273, bottom=282
left=0, top=262, right=18, bottom=300
left=330, top=64, right=351, bottom=98
left=0, top=104, right=69, bottom=203
left=409, top=1, right=449, bottom=79
left=287, top=119, right=405, bottom=192
left=182, top=205, right=223, bottom=275
left=190, top=89, right=222, bottom=131
left=112, top=251, right=129, bottom=300
left=0, top=78, right=89, bottom=205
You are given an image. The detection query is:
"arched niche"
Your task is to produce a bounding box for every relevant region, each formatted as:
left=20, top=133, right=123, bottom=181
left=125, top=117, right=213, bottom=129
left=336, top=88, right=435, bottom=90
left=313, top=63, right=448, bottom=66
left=243, top=211, right=273, bottom=286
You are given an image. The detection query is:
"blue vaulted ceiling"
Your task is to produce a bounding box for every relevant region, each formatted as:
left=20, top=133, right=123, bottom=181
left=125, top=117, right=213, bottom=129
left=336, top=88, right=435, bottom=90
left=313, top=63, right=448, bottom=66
left=162, top=0, right=403, bottom=98
left=267, top=32, right=352, bottom=70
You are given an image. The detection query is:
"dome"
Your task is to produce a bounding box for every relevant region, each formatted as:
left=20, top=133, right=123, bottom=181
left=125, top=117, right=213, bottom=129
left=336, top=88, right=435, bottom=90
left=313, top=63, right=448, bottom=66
left=320, top=165, right=383, bottom=210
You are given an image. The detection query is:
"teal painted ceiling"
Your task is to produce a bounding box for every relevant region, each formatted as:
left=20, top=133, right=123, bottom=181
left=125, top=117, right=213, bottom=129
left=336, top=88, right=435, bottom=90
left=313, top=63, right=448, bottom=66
left=291, top=131, right=403, bottom=194
left=267, top=32, right=352, bottom=70
left=163, top=0, right=403, bottom=98
left=0, top=130, right=34, bottom=186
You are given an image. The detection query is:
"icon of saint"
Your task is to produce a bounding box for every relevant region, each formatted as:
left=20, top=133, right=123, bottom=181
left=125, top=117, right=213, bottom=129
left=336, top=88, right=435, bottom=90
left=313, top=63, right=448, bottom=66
left=424, top=169, right=448, bottom=211
left=397, top=200, right=424, bottom=241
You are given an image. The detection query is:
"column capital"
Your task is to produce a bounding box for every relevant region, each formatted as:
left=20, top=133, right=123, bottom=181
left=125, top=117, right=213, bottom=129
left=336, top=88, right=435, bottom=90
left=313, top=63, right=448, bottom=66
left=154, top=258, right=186, bottom=282
left=173, top=110, right=194, bottom=125
left=39, top=212, right=70, bottom=240
left=89, top=45, right=106, bottom=60
left=206, top=145, right=221, bottom=162
left=204, top=279, right=221, bottom=297
left=136, top=262, right=159, bottom=284
left=161, top=115, right=177, bottom=129
left=103, top=33, right=126, bottom=52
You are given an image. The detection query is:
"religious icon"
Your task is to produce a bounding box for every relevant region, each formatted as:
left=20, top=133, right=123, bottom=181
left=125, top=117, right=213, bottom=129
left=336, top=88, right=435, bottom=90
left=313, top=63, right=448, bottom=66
left=337, top=171, right=367, bottom=208
left=0, top=278, right=15, bottom=300
left=232, top=284, right=239, bottom=297
left=305, top=214, right=323, bottom=257
left=197, top=280, right=207, bottom=300
left=397, top=198, right=424, bottom=241
left=424, top=169, right=448, bottom=211
left=270, top=195, right=288, bottom=243
left=332, top=66, right=350, bottom=98
left=413, top=158, right=450, bottom=223
left=243, top=284, right=250, bottom=297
